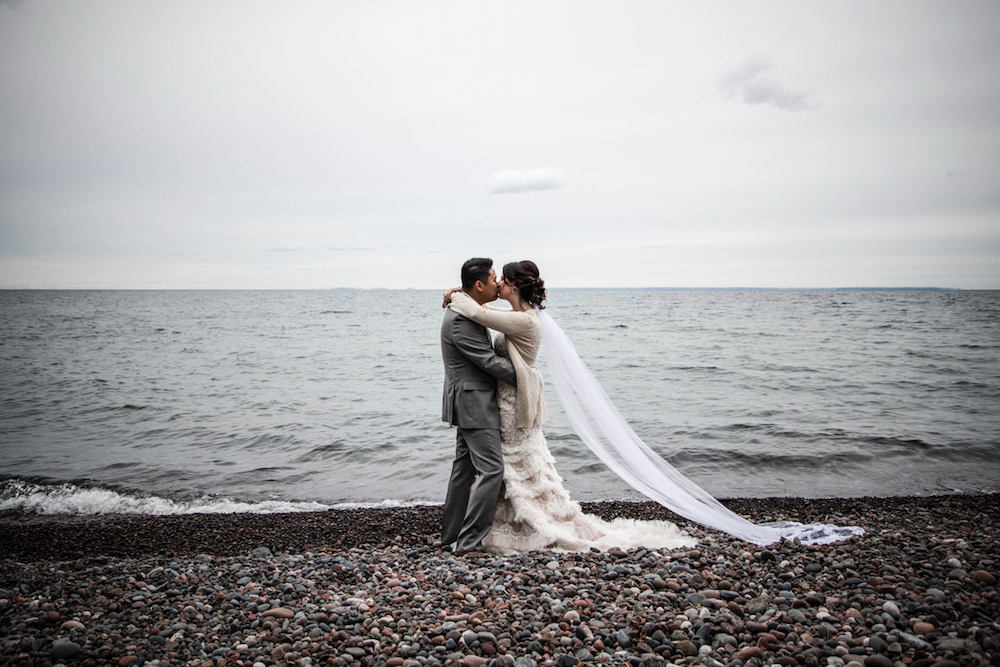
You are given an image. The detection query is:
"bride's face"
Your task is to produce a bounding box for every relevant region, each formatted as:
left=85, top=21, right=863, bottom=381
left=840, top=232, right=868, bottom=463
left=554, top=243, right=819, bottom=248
left=498, top=274, right=516, bottom=301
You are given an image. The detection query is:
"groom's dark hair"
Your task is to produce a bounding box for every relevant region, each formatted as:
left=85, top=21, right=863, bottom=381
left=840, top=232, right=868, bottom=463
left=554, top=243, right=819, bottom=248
left=461, top=257, right=493, bottom=290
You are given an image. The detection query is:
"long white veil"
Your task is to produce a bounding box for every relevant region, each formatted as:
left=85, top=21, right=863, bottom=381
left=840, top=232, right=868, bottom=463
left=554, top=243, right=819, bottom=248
left=538, top=309, right=863, bottom=546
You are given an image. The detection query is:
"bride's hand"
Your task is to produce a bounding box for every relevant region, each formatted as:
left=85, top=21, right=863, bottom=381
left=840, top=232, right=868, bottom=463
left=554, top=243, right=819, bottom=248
left=442, top=287, right=460, bottom=307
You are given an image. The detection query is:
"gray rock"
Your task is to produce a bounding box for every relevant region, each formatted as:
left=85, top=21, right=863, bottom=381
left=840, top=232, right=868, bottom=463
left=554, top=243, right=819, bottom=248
left=51, top=640, right=82, bottom=660
left=788, top=609, right=808, bottom=624
left=898, top=632, right=932, bottom=651
left=745, top=595, right=770, bottom=615
left=868, top=637, right=884, bottom=653
left=251, top=547, right=273, bottom=559
left=864, top=656, right=894, bottom=667
left=616, top=630, right=632, bottom=649
left=515, top=658, right=535, bottom=667
left=687, top=593, right=706, bottom=606
left=935, top=637, right=972, bottom=653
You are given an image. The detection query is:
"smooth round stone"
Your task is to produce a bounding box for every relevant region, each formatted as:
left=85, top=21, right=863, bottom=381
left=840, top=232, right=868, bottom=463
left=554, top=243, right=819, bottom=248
left=972, top=570, right=997, bottom=585
left=262, top=607, right=294, bottom=618
left=828, top=657, right=845, bottom=667
left=882, top=601, right=900, bottom=618
left=864, top=657, right=894, bottom=667
left=51, top=640, right=82, bottom=660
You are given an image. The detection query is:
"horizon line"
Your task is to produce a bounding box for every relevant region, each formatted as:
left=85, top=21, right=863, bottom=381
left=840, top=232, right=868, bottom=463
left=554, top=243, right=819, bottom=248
left=0, top=286, right=973, bottom=291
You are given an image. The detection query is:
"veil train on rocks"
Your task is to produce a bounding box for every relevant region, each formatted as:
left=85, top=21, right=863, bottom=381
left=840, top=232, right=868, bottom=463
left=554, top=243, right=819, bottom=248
left=535, top=308, right=864, bottom=547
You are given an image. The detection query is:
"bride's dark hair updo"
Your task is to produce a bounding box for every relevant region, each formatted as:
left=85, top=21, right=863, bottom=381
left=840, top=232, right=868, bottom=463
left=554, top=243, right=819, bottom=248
left=503, top=260, right=546, bottom=309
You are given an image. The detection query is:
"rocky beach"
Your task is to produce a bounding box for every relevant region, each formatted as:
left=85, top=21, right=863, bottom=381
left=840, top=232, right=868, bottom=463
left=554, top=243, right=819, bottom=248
left=1, top=495, right=997, bottom=667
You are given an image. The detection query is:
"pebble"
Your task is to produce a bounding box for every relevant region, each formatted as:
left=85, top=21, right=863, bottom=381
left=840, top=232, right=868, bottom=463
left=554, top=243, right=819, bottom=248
left=0, top=495, right=996, bottom=667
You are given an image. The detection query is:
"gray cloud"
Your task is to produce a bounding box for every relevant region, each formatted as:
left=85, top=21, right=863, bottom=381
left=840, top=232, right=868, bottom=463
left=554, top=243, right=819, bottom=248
left=720, top=55, right=816, bottom=111
left=488, top=168, right=564, bottom=195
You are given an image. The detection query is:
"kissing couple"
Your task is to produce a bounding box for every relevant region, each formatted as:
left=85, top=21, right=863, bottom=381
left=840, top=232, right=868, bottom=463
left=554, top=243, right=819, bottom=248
left=439, top=257, right=863, bottom=555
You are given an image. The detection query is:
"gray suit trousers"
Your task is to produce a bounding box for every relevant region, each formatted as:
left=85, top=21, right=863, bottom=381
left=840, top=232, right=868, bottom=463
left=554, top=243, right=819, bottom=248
left=441, top=426, right=504, bottom=552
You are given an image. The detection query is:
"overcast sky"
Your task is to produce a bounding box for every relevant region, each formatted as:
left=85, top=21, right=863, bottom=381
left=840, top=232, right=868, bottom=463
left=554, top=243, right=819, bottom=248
left=2, top=1, right=998, bottom=289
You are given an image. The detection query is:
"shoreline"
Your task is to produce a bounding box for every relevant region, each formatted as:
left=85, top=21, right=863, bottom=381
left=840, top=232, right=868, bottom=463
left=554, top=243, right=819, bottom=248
left=1, top=495, right=997, bottom=667
left=0, top=494, right=997, bottom=562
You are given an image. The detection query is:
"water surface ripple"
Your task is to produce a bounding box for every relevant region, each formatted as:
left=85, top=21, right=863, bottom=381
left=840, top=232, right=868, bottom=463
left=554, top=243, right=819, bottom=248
left=1, top=289, right=998, bottom=514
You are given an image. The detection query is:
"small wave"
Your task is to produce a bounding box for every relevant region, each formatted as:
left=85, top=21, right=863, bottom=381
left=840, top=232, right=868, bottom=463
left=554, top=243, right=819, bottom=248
left=0, top=478, right=332, bottom=516
left=330, top=499, right=438, bottom=510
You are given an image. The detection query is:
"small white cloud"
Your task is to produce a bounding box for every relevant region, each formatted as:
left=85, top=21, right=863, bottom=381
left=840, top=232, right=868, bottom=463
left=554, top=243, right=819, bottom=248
left=265, top=246, right=307, bottom=252
left=488, top=168, right=564, bottom=195
left=720, top=54, right=816, bottom=111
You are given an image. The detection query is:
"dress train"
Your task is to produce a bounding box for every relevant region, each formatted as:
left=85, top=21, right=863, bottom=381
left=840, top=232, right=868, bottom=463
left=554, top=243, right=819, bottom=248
left=482, top=379, right=696, bottom=554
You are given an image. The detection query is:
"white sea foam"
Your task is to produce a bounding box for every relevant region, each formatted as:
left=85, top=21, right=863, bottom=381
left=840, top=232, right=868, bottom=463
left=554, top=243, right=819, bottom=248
left=0, top=479, right=335, bottom=516
left=330, top=499, right=440, bottom=510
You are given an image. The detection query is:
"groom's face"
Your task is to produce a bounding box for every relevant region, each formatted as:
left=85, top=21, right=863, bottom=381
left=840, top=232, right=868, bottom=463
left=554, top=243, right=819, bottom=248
left=476, top=268, right=500, bottom=302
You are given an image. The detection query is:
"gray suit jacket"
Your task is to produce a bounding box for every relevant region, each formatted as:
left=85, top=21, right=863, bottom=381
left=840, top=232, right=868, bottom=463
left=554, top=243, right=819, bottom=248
left=441, top=306, right=517, bottom=429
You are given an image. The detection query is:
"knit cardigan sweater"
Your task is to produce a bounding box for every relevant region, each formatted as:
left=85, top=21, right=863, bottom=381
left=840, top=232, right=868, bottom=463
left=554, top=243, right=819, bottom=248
left=448, top=291, right=547, bottom=428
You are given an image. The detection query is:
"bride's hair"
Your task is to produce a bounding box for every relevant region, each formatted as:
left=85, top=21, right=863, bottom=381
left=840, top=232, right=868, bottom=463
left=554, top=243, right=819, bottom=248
left=503, top=260, right=546, bottom=309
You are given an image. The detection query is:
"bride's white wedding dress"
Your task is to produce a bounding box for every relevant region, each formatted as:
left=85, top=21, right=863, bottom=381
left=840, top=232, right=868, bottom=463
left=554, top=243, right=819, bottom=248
left=482, top=333, right=696, bottom=553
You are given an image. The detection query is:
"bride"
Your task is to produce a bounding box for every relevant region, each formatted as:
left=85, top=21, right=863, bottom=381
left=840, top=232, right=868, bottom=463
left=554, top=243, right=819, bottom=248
left=445, top=260, right=863, bottom=552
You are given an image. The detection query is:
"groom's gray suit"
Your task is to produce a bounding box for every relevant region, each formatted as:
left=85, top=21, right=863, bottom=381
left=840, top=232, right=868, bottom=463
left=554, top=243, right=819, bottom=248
left=441, top=305, right=517, bottom=552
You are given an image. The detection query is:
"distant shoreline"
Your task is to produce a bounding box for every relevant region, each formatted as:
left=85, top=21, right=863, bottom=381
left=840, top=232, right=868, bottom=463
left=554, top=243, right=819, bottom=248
left=0, top=286, right=974, bottom=292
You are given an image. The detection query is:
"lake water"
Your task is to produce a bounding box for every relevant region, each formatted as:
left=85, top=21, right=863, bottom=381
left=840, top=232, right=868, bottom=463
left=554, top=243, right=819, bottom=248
left=1, top=289, right=998, bottom=515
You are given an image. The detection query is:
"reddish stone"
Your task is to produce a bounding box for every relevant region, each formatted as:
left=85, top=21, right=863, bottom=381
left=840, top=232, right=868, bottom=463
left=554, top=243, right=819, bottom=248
left=972, top=570, right=997, bottom=585
left=262, top=607, right=295, bottom=619
left=734, top=647, right=765, bottom=662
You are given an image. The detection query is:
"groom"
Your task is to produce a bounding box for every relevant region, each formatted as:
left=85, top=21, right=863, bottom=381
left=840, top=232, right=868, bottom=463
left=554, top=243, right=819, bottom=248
left=440, top=257, right=517, bottom=554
